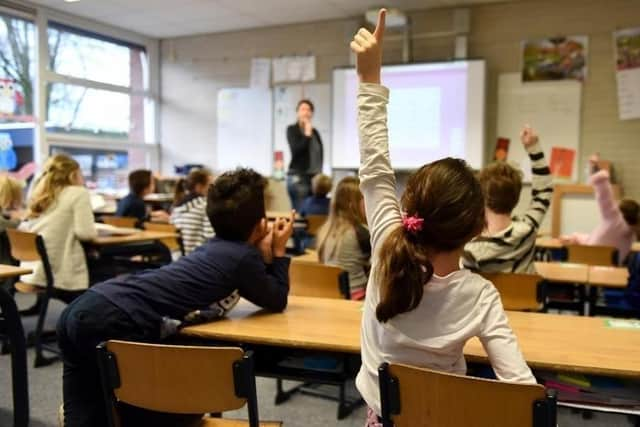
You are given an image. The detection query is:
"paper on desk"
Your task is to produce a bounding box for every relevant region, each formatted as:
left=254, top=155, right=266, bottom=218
left=605, top=319, right=640, bottom=330
left=95, top=223, right=139, bottom=236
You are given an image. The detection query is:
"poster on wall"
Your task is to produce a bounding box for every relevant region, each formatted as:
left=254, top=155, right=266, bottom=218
left=521, top=36, right=588, bottom=82
left=614, top=27, right=640, bottom=120
left=272, top=56, right=316, bottom=83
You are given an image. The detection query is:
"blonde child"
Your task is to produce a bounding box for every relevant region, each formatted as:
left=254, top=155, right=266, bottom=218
left=317, top=176, right=371, bottom=300
left=0, top=175, right=23, bottom=232
left=170, top=168, right=215, bottom=253
left=20, top=155, right=97, bottom=296
left=349, top=11, right=535, bottom=425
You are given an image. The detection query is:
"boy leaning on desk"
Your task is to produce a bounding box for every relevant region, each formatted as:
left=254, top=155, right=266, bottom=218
left=56, top=167, right=295, bottom=427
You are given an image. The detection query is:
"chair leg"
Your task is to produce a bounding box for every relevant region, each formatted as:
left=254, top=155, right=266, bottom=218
left=33, top=294, right=56, bottom=368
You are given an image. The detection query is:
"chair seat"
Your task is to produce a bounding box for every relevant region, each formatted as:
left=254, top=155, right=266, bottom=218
left=14, top=282, right=46, bottom=294
left=200, top=417, right=282, bottom=427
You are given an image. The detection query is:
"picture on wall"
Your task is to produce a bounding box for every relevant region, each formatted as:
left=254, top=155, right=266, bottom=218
left=614, top=27, right=640, bottom=70
left=521, top=36, right=588, bottom=82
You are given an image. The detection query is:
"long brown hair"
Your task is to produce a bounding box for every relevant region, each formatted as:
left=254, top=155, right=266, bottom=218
left=317, top=176, right=364, bottom=260
left=173, top=168, right=212, bottom=206
left=27, top=154, right=80, bottom=219
left=375, top=158, right=485, bottom=323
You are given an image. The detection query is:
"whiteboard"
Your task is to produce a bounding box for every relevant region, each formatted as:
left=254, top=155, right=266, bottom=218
left=217, top=88, right=273, bottom=176
left=273, top=84, right=331, bottom=174
left=497, top=73, right=582, bottom=181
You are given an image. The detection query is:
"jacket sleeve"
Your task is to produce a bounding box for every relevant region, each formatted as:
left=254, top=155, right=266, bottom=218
left=521, top=142, right=553, bottom=230
left=235, top=252, right=290, bottom=312
left=590, top=170, right=622, bottom=222
left=287, top=124, right=312, bottom=157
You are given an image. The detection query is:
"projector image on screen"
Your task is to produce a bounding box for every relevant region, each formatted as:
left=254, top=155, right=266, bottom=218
left=332, top=60, right=486, bottom=170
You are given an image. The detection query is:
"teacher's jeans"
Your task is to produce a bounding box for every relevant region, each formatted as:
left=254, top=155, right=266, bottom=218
left=287, top=173, right=312, bottom=212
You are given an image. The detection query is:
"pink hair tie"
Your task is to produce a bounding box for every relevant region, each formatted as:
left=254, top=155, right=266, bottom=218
left=401, top=212, right=424, bottom=234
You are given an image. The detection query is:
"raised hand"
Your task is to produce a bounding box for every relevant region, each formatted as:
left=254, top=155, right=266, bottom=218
left=350, top=8, right=386, bottom=84
left=520, top=125, right=539, bottom=148
left=256, top=219, right=274, bottom=264
left=272, top=210, right=296, bottom=258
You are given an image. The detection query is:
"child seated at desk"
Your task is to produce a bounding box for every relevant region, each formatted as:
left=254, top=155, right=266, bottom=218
left=299, top=173, right=332, bottom=217
left=57, top=168, right=294, bottom=427
left=0, top=175, right=23, bottom=233
left=561, top=154, right=638, bottom=264
left=462, top=125, right=553, bottom=274
left=317, top=176, right=371, bottom=300
left=116, top=169, right=169, bottom=226
left=348, top=12, right=535, bottom=426
left=19, top=154, right=97, bottom=298
left=170, top=168, right=215, bottom=254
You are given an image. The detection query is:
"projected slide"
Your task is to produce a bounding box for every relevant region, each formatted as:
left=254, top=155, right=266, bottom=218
left=332, top=61, right=485, bottom=170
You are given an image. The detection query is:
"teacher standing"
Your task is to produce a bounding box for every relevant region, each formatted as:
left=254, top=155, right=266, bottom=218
left=286, top=99, right=323, bottom=211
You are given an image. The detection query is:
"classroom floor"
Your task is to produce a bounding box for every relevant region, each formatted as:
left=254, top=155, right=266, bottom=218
left=0, top=296, right=635, bottom=427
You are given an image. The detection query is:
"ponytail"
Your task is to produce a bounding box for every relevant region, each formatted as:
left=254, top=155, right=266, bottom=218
left=375, top=226, right=433, bottom=323
left=173, top=178, right=187, bottom=206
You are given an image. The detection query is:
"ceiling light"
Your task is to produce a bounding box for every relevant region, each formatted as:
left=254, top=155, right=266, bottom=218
left=64, top=0, right=82, bottom=3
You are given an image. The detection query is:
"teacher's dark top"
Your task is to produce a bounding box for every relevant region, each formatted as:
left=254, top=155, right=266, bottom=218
left=286, top=123, right=323, bottom=176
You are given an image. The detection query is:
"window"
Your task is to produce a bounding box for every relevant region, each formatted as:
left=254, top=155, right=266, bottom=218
left=0, top=12, right=36, bottom=171
left=45, top=23, right=155, bottom=143
left=48, top=23, right=148, bottom=90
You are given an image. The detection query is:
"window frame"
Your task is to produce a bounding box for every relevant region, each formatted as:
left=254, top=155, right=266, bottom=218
left=26, top=2, right=160, bottom=169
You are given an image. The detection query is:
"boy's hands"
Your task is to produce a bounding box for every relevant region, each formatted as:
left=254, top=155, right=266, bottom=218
left=350, top=8, right=386, bottom=84
left=256, top=219, right=273, bottom=264
left=520, top=125, right=539, bottom=148
left=272, top=210, right=295, bottom=258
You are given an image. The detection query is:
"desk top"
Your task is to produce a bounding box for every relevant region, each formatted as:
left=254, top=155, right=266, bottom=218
left=181, top=296, right=640, bottom=378
left=536, top=237, right=564, bottom=249
left=534, top=262, right=589, bottom=283
left=90, top=230, right=178, bottom=246
left=292, top=250, right=319, bottom=264
left=0, top=264, right=32, bottom=279
left=588, top=266, right=629, bottom=288
left=632, top=242, right=640, bottom=253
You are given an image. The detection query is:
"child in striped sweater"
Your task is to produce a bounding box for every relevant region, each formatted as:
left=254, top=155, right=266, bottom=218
left=462, top=128, right=553, bottom=273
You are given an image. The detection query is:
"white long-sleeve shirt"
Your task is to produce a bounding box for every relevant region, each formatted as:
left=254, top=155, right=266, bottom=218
left=354, top=83, right=536, bottom=416
left=20, top=186, right=97, bottom=291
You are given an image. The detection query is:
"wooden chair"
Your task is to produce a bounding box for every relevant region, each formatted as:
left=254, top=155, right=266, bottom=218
left=101, top=215, right=137, bottom=229
left=6, top=229, right=78, bottom=367
left=289, top=261, right=349, bottom=299
left=143, top=222, right=184, bottom=256
left=305, top=215, right=327, bottom=236
left=378, top=362, right=557, bottom=427
left=481, top=272, right=545, bottom=312
left=566, top=244, right=617, bottom=266
left=97, top=341, right=281, bottom=427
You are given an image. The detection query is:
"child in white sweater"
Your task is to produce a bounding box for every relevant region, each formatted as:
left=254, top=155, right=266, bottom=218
left=349, top=10, right=536, bottom=425
left=20, top=154, right=97, bottom=295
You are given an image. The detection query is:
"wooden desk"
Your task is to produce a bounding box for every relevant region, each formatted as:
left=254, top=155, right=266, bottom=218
left=632, top=242, right=640, bottom=253
left=534, top=262, right=589, bottom=283
left=0, top=265, right=32, bottom=279
left=535, top=237, right=564, bottom=250
left=144, top=193, right=173, bottom=203
left=588, top=266, right=629, bottom=288
left=182, top=296, right=640, bottom=379
left=91, top=230, right=178, bottom=246
left=292, top=249, right=319, bottom=264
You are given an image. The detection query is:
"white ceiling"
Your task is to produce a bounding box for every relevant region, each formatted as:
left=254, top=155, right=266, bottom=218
left=28, top=0, right=513, bottom=39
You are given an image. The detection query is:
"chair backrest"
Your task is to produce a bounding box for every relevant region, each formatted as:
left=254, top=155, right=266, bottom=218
left=5, top=229, right=54, bottom=287
left=481, top=272, right=543, bottom=311
left=566, top=244, right=617, bottom=266
left=379, top=363, right=556, bottom=427
left=289, top=261, right=348, bottom=299
left=97, top=341, right=260, bottom=427
left=143, top=222, right=183, bottom=254
left=305, top=215, right=327, bottom=236
left=101, top=216, right=138, bottom=229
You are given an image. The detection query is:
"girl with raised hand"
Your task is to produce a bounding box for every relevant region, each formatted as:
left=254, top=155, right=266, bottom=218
left=350, top=9, right=535, bottom=426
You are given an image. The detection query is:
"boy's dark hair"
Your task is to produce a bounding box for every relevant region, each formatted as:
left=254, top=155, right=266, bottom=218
left=128, top=169, right=153, bottom=197
left=477, top=162, right=523, bottom=215
left=206, top=168, right=267, bottom=241
left=311, top=174, right=333, bottom=197
left=296, top=99, right=315, bottom=112
left=620, top=199, right=639, bottom=226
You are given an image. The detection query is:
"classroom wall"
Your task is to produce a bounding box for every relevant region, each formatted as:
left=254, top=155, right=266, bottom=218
left=160, top=0, right=640, bottom=200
